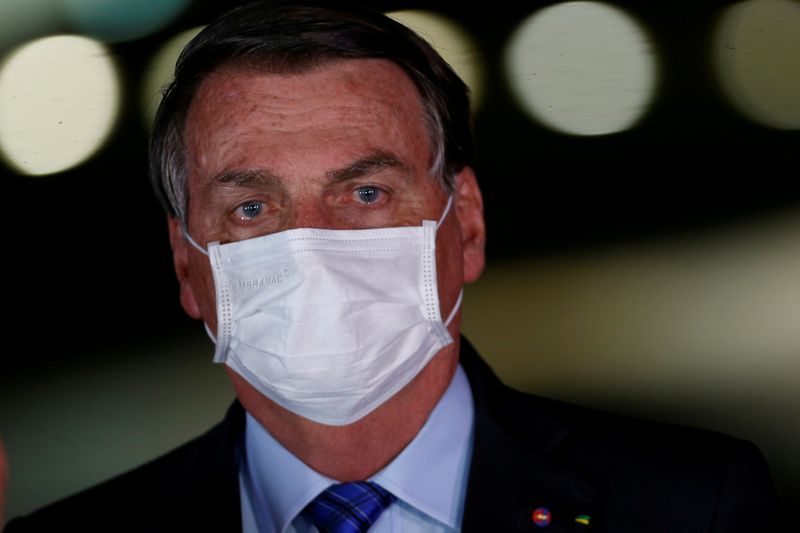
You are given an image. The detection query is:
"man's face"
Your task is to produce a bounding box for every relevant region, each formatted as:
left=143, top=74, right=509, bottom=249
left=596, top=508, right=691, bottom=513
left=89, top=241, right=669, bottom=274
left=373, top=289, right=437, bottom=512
left=170, top=58, right=485, bottom=336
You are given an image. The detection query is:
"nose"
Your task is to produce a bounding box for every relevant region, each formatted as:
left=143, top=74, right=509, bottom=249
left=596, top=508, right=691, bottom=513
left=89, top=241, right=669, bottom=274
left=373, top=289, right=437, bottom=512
left=283, top=196, right=332, bottom=231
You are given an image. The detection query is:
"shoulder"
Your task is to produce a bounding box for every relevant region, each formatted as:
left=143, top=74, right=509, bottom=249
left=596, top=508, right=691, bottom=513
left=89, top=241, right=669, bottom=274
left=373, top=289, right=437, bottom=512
left=548, top=397, right=780, bottom=530
left=540, top=397, right=779, bottom=531
left=460, top=336, right=773, bottom=483
left=459, top=338, right=784, bottom=532
left=548, top=395, right=770, bottom=491
left=4, top=402, right=244, bottom=532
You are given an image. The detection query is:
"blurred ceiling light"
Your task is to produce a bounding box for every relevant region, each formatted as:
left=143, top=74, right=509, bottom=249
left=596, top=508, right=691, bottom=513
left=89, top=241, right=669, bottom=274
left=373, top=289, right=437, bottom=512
left=0, top=0, right=62, bottom=53
left=713, top=0, right=800, bottom=130
left=0, top=35, right=120, bottom=176
left=504, top=1, right=657, bottom=136
left=141, top=26, right=204, bottom=127
left=60, top=0, right=192, bottom=42
left=386, top=10, right=485, bottom=109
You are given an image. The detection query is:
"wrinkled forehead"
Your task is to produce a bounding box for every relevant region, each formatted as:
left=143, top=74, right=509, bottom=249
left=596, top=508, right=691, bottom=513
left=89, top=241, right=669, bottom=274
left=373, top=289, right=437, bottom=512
left=181, top=58, right=434, bottom=181
left=186, top=58, right=427, bottom=133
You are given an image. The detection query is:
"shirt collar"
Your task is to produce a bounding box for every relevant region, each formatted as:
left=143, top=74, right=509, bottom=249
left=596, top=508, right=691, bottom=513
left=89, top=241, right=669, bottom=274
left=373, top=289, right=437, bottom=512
left=241, top=412, right=334, bottom=533
left=241, top=364, right=474, bottom=532
left=371, top=363, right=474, bottom=529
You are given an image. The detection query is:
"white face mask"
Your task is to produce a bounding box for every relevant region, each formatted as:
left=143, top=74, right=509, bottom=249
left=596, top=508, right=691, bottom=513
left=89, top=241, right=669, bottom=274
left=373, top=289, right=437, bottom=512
left=185, top=197, right=461, bottom=426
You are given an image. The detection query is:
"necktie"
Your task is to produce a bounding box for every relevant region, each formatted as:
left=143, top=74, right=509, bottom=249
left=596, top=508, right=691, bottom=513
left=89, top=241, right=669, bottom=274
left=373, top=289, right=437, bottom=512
left=303, top=481, right=397, bottom=533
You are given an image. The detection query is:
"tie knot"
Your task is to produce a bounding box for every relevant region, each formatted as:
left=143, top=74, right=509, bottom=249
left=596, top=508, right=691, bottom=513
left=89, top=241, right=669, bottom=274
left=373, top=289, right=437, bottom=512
left=303, top=481, right=397, bottom=533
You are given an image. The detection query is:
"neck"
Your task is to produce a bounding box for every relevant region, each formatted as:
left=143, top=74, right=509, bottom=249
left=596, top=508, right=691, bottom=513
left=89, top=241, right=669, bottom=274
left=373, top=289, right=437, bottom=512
left=228, top=344, right=460, bottom=481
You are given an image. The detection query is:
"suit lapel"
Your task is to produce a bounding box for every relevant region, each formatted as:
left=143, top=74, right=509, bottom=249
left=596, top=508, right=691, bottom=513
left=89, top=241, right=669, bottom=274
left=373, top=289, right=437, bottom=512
left=177, top=399, right=246, bottom=531
left=459, top=338, right=599, bottom=532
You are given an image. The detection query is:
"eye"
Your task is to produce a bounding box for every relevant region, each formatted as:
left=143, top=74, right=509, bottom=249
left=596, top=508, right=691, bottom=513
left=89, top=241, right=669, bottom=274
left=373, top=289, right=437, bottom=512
left=233, top=200, right=264, bottom=222
left=354, top=185, right=382, bottom=204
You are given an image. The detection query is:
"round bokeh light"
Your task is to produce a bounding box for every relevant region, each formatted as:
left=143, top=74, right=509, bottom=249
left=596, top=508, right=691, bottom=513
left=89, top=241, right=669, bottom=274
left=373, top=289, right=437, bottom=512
left=504, top=1, right=657, bottom=136
left=0, top=35, right=121, bottom=176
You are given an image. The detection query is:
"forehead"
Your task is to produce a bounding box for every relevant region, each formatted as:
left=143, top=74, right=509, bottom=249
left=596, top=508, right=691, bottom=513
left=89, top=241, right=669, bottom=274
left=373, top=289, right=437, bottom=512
left=182, top=58, right=431, bottom=181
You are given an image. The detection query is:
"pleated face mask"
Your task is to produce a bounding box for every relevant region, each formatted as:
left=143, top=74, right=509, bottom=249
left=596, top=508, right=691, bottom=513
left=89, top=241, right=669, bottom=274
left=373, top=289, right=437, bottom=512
left=186, top=196, right=461, bottom=425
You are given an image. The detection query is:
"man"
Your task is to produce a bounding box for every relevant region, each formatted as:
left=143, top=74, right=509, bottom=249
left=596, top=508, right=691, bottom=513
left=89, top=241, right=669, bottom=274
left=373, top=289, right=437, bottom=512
left=2, top=1, right=784, bottom=531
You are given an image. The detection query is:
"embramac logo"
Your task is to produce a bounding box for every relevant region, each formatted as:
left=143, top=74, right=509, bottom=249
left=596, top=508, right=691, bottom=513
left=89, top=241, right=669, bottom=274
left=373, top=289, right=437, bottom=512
left=231, top=269, right=291, bottom=292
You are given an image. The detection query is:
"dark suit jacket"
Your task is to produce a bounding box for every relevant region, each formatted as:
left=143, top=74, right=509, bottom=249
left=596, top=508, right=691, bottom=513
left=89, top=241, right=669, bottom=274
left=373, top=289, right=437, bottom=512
left=5, top=338, right=784, bottom=532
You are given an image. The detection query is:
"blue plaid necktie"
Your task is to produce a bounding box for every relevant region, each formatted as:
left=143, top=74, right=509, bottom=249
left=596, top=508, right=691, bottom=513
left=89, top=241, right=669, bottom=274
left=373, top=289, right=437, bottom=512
left=303, top=481, right=397, bottom=533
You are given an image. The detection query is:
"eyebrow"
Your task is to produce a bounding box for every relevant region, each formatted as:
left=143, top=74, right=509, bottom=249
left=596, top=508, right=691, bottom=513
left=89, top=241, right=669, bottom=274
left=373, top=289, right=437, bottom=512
left=208, top=151, right=409, bottom=189
left=210, top=168, right=282, bottom=188
left=325, top=151, right=410, bottom=183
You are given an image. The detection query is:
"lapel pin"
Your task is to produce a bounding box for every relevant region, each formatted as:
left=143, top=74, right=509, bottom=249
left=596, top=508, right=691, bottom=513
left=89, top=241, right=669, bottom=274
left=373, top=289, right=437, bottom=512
left=532, top=507, right=552, bottom=527
left=575, top=514, right=591, bottom=526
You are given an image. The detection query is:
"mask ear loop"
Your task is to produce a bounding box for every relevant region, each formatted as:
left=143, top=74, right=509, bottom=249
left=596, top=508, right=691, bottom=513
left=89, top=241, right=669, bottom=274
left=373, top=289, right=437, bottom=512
left=180, top=227, right=216, bottom=343
left=183, top=229, right=209, bottom=256
left=444, top=289, right=463, bottom=327
left=204, top=322, right=218, bottom=344
left=435, top=195, right=463, bottom=327
left=436, top=195, right=455, bottom=228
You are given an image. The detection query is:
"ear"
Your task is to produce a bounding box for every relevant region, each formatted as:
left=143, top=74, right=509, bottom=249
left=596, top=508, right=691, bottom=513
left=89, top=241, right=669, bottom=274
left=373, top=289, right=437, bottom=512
left=453, top=166, right=486, bottom=283
left=167, top=217, right=203, bottom=319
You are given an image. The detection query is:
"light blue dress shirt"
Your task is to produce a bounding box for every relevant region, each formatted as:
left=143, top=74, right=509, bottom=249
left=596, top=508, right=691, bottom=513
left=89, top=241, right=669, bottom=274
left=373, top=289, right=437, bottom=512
left=239, top=364, right=475, bottom=533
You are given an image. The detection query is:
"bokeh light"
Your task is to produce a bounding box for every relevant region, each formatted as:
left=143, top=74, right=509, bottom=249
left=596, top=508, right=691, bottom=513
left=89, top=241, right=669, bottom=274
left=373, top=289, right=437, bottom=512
left=386, top=10, right=485, bottom=109
left=504, top=1, right=657, bottom=136
left=141, top=26, right=205, bottom=127
left=713, top=0, right=800, bottom=130
left=0, top=35, right=121, bottom=176
left=60, top=0, right=192, bottom=43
